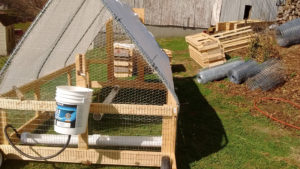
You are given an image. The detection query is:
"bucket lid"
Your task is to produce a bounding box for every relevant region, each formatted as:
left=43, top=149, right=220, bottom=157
left=56, top=86, right=93, bottom=97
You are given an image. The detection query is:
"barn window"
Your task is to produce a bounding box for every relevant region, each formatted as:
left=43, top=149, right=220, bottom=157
left=243, top=5, right=252, bottom=20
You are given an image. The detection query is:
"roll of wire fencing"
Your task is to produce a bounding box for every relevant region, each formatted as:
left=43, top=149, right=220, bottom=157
left=276, top=18, right=300, bottom=47
left=196, top=59, right=245, bottom=84
left=247, top=59, right=285, bottom=91
left=227, top=60, right=261, bottom=84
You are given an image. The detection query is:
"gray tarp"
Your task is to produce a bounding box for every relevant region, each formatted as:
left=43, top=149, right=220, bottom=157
left=0, top=0, right=178, bottom=104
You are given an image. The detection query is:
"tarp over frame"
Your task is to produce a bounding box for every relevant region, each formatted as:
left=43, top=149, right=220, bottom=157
left=0, top=0, right=178, bottom=104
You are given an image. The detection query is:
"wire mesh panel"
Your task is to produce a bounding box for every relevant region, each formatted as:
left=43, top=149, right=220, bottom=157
left=0, top=0, right=178, bottom=167
left=0, top=8, right=168, bottom=150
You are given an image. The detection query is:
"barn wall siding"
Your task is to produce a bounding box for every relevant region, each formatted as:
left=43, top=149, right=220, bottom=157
left=220, top=0, right=277, bottom=22
left=121, top=0, right=277, bottom=28
left=0, top=25, right=7, bottom=55
left=121, top=0, right=215, bottom=28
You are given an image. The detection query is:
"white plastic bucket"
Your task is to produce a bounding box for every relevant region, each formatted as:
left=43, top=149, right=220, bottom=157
left=54, top=86, right=93, bottom=135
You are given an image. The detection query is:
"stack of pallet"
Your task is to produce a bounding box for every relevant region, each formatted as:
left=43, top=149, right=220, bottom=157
left=186, top=26, right=255, bottom=68
left=215, top=19, right=273, bottom=33
left=114, top=43, right=135, bottom=78
left=185, top=33, right=226, bottom=68
left=213, top=26, right=254, bottom=53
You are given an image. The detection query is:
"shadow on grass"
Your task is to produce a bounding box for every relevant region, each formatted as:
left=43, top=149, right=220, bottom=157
left=172, top=64, right=186, bottom=73
left=174, top=77, right=228, bottom=169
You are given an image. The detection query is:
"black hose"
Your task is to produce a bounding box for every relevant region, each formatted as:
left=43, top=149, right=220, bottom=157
left=4, top=124, right=71, bottom=160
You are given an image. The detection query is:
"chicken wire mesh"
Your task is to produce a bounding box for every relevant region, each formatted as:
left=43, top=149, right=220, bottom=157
left=0, top=4, right=170, bottom=153
left=247, top=59, right=286, bottom=91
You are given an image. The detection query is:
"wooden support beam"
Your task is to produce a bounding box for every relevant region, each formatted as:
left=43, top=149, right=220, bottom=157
left=0, top=145, right=164, bottom=167
left=162, top=91, right=178, bottom=169
left=137, top=56, right=145, bottom=82
left=75, top=54, right=89, bottom=150
left=34, top=85, right=41, bottom=116
left=91, top=80, right=165, bottom=91
left=12, top=86, right=24, bottom=100
left=87, top=59, right=108, bottom=65
left=67, top=71, right=72, bottom=86
left=0, top=109, right=8, bottom=144
left=0, top=99, right=175, bottom=117
left=94, top=86, right=120, bottom=120
left=106, top=19, right=115, bottom=82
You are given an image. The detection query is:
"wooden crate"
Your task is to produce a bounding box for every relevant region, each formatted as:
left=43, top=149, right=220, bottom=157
left=186, top=26, right=254, bottom=68
left=185, top=32, right=226, bottom=68
left=113, top=43, right=135, bottom=78
left=188, top=45, right=226, bottom=68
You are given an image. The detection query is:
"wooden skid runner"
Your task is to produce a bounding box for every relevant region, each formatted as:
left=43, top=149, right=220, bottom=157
left=0, top=145, right=164, bottom=167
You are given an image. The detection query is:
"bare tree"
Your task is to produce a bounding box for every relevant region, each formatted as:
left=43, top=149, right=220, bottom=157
left=2, top=0, right=47, bottom=21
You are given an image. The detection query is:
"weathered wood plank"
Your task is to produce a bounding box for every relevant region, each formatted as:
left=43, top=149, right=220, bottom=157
left=0, top=99, right=175, bottom=117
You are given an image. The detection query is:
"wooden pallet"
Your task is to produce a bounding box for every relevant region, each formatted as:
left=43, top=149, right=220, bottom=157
left=185, top=32, right=226, bottom=68
left=113, top=43, right=135, bottom=78
left=212, top=26, right=254, bottom=53
left=215, top=19, right=273, bottom=33
left=186, top=26, right=254, bottom=68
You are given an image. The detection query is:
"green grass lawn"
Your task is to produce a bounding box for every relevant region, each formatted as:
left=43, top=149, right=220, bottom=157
left=14, top=22, right=32, bottom=32
left=2, top=37, right=300, bottom=169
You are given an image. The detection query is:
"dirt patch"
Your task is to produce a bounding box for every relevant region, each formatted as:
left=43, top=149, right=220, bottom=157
left=251, top=125, right=287, bottom=137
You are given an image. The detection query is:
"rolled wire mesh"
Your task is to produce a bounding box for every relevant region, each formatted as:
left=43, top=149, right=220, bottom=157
left=228, top=60, right=260, bottom=84
left=276, top=18, right=300, bottom=47
left=0, top=7, right=167, bottom=152
left=247, top=59, right=285, bottom=91
left=196, top=59, right=245, bottom=84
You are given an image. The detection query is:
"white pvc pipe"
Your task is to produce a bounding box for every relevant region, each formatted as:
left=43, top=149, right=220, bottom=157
left=21, top=133, right=162, bottom=148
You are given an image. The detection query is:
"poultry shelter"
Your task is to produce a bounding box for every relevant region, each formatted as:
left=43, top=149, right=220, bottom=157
left=0, top=0, right=179, bottom=168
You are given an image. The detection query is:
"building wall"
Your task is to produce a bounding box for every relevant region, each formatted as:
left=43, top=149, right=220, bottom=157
left=121, top=0, right=278, bottom=29
left=0, top=24, right=14, bottom=56
left=220, top=0, right=278, bottom=22
left=121, top=0, right=215, bottom=28
left=0, top=23, right=7, bottom=55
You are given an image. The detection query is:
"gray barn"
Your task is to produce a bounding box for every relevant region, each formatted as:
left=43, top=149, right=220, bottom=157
left=121, top=0, right=278, bottom=28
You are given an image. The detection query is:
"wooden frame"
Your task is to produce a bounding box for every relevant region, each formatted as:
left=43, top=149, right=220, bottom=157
left=0, top=56, right=178, bottom=169
left=0, top=15, right=178, bottom=168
